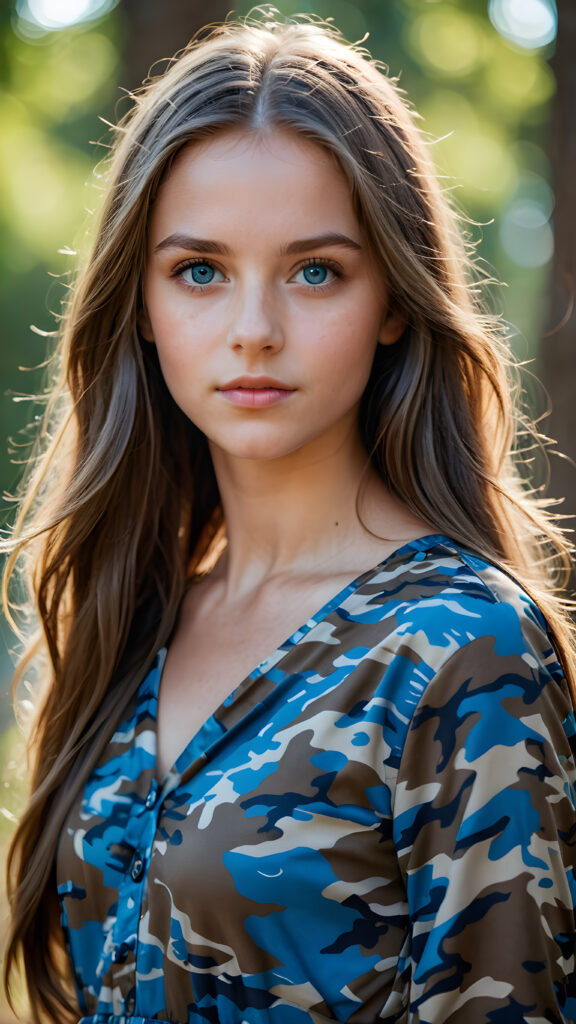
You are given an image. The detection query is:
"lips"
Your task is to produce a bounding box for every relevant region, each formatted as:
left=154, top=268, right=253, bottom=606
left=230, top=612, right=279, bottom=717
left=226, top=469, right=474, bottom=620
left=218, top=376, right=294, bottom=391
left=217, top=377, right=296, bottom=409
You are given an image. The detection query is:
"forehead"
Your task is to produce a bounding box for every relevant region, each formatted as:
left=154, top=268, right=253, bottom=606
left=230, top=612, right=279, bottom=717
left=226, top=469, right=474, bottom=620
left=148, top=128, right=359, bottom=241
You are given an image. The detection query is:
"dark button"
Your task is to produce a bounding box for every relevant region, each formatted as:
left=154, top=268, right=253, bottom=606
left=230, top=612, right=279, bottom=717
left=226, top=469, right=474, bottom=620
left=130, top=856, right=144, bottom=882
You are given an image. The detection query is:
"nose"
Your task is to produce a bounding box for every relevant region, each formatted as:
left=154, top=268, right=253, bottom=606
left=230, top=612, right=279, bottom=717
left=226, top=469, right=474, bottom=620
left=226, top=280, right=284, bottom=355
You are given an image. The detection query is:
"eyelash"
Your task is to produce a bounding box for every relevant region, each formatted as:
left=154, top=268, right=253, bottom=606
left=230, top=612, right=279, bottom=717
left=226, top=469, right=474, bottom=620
left=297, top=257, right=342, bottom=290
left=171, top=256, right=343, bottom=293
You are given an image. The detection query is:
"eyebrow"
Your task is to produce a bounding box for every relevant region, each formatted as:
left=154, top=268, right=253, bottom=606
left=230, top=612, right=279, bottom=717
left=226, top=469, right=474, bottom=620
left=153, top=232, right=363, bottom=256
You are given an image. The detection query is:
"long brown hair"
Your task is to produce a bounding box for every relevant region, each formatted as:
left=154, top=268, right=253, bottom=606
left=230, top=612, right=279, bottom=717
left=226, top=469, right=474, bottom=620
left=3, top=10, right=575, bottom=1021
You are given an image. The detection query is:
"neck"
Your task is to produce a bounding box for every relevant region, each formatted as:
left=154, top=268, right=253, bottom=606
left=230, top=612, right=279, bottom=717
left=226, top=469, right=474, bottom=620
left=207, top=432, right=427, bottom=598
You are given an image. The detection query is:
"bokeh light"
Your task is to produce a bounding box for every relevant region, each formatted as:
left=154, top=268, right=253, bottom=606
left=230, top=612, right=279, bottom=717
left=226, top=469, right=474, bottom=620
left=499, top=197, right=554, bottom=267
left=488, top=0, right=557, bottom=51
left=408, top=9, right=486, bottom=79
left=0, top=99, right=92, bottom=261
left=421, top=91, right=518, bottom=209
left=483, top=45, right=554, bottom=116
left=11, top=32, right=118, bottom=119
left=15, top=0, right=119, bottom=36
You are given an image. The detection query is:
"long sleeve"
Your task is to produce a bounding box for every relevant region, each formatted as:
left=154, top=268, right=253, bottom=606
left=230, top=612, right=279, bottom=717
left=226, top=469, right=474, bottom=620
left=393, top=597, right=576, bottom=1023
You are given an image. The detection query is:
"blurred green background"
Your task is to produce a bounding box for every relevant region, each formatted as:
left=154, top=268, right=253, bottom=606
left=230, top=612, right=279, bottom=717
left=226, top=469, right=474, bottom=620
left=0, top=0, right=572, bottom=1013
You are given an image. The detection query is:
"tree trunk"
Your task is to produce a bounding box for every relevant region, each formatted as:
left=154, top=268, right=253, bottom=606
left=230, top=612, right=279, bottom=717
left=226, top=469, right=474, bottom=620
left=118, top=0, right=234, bottom=93
left=541, top=0, right=576, bottom=527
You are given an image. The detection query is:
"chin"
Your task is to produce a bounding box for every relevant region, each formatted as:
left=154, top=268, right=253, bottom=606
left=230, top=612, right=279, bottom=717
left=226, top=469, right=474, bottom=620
left=225, top=445, right=297, bottom=463
left=208, top=432, right=310, bottom=464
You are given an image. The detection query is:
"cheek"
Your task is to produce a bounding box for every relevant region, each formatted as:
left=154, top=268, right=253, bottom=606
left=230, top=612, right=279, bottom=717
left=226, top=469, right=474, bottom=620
left=154, top=339, right=193, bottom=395
left=150, top=304, right=208, bottom=374
left=144, top=276, right=206, bottom=344
left=309, top=308, right=380, bottom=380
left=150, top=324, right=206, bottom=410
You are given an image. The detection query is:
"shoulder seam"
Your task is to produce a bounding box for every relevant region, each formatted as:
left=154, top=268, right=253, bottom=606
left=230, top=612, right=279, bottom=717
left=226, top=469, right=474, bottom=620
left=434, top=542, right=540, bottom=614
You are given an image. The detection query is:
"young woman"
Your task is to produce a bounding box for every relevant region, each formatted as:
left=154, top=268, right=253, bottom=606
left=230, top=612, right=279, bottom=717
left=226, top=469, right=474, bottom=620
left=3, top=12, right=576, bottom=1024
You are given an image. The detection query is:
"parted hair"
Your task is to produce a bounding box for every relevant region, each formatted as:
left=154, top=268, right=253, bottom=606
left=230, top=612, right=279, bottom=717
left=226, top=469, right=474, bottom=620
left=3, top=9, right=575, bottom=1021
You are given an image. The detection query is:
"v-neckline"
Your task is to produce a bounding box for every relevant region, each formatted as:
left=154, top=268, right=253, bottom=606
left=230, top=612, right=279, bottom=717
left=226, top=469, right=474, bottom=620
left=146, top=533, right=454, bottom=788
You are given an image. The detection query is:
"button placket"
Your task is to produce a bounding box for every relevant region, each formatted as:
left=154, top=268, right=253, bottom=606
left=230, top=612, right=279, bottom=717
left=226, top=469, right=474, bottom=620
left=109, top=792, right=162, bottom=996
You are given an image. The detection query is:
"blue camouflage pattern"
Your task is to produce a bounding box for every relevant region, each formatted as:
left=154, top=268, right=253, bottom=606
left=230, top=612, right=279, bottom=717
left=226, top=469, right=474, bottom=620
left=56, top=534, right=576, bottom=1023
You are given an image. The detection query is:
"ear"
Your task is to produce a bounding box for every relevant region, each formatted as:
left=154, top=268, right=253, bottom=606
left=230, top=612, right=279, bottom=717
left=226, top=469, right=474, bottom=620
left=138, top=305, right=155, bottom=343
left=378, top=307, right=406, bottom=347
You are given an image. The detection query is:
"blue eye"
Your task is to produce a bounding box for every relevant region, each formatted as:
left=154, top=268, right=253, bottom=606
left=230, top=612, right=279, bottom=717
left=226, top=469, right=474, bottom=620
left=179, top=262, right=225, bottom=287
left=293, top=261, right=338, bottom=287
left=302, top=264, right=328, bottom=284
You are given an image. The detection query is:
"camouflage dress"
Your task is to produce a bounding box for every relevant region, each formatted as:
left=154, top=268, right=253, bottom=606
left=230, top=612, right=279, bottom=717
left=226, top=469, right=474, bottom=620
left=57, top=535, right=576, bottom=1024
